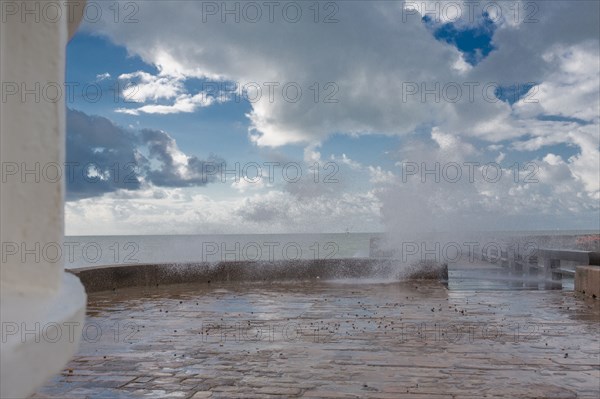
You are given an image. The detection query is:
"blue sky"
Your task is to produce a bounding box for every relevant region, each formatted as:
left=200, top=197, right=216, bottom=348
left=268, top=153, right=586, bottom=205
left=64, top=1, right=599, bottom=235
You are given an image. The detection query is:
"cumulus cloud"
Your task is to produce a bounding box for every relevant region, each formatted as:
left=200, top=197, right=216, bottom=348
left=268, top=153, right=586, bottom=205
left=81, top=2, right=500, bottom=146
left=117, top=70, right=183, bottom=103
left=70, top=1, right=599, bottom=233
left=96, top=72, right=111, bottom=81
left=140, top=129, right=224, bottom=187
left=67, top=109, right=143, bottom=199
left=114, top=70, right=219, bottom=115
left=376, top=129, right=598, bottom=235
left=231, top=177, right=268, bottom=194
left=368, top=166, right=396, bottom=185
left=66, top=109, right=224, bottom=199
left=514, top=42, right=599, bottom=122
left=116, top=91, right=217, bottom=115
left=331, top=153, right=362, bottom=170
left=66, top=187, right=382, bottom=235
left=83, top=1, right=598, bottom=151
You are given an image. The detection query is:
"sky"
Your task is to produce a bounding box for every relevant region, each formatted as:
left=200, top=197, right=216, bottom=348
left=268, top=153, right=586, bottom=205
left=64, top=0, right=600, bottom=235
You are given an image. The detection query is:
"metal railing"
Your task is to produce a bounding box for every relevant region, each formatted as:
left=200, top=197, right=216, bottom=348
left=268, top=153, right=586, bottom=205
left=369, top=237, right=600, bottom=289
left=472, top=246, right=599, bottom=289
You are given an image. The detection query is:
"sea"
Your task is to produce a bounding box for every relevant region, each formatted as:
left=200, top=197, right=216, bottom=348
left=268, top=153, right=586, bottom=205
left=63, top=233, right=379, bottom=269
left=63, top=230, right=598, bottom=269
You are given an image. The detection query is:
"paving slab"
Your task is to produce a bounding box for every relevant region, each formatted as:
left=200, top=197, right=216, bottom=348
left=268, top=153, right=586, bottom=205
left=33, top=280, right=599, bottom=398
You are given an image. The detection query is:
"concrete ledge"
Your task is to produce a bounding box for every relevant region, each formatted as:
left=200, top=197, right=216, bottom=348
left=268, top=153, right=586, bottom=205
left=575, top=266, right=600, bottom=299
left=69, top=259, right=449, bottom=293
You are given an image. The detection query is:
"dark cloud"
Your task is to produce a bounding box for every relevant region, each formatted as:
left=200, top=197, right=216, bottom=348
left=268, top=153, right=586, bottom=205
left=66, top=109, right=142, bottom=200
left=66, top=109, right=224, bottom=200
left=140, top=129, right=224, bottom=187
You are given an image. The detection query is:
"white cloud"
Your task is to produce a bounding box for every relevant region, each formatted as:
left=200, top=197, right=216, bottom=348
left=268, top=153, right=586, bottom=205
left=514, top=42, right=600, bottom=122
left=86, top=2, right=599, bottom=152
left=116, top=92, right=216, bottom=115
left=368, top=166, right=396, bottom=185
left=118, top=70, right=183, bottom=103
left=73, top=1, right=599, bottom=233
left=96, top=72, right=111, bottom=81
left=65, top=186, right=382, bottom=235
left=403, top=0, right=534, bottom=28
left=377, top=128, right=598, bottom=234
left=231, top=177, right=268, bottom=193
left=330, top=153, right=362, bottom=170
left=303, top=145, right=322, bottom=164
left=85, top=2, right=511, bottom=146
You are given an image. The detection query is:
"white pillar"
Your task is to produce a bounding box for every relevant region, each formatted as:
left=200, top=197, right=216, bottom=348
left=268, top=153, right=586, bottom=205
left=1, top=2, right=87, bottom=397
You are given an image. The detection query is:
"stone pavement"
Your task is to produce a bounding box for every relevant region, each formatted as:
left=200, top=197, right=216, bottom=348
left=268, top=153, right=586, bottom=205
left=33, top=280, right=599, bottom=398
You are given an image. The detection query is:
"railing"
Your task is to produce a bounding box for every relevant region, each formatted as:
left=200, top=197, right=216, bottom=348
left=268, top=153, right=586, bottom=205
left=369, top=237, right=600, bottom=289
left=469, top=245, right=599, bottom=289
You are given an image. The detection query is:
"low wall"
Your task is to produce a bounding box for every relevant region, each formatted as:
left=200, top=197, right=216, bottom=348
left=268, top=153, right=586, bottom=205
left=69, top=259, right=405, bottom=293
left=575, top=266, right=600, bottom=299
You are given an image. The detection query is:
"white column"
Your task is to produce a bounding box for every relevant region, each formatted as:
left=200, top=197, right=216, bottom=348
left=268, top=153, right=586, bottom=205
left=1, top=2, right=87, bottom=397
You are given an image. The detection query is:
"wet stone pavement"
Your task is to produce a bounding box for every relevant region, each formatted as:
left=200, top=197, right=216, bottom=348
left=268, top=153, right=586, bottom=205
left=33, top=280, right=599, bottom=398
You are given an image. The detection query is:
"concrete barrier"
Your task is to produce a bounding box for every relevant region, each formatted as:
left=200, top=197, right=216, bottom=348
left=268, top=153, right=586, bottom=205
left=70, top=260, right=379, bottom=293
left=575, top=266, right=600, bottom=299
left=68, top=258, right=449, bottom=293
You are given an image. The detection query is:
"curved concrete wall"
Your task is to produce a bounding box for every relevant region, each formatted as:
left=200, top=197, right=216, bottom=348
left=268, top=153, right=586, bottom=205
left=69, top=258, right=449, bottom=293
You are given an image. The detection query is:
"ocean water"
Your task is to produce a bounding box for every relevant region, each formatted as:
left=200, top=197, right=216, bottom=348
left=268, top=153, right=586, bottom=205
left=62, top=230, right=598, bottom=269
left=63, top=233, right=382, bottom=269
left=60, top=231, right=600, bottom=292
